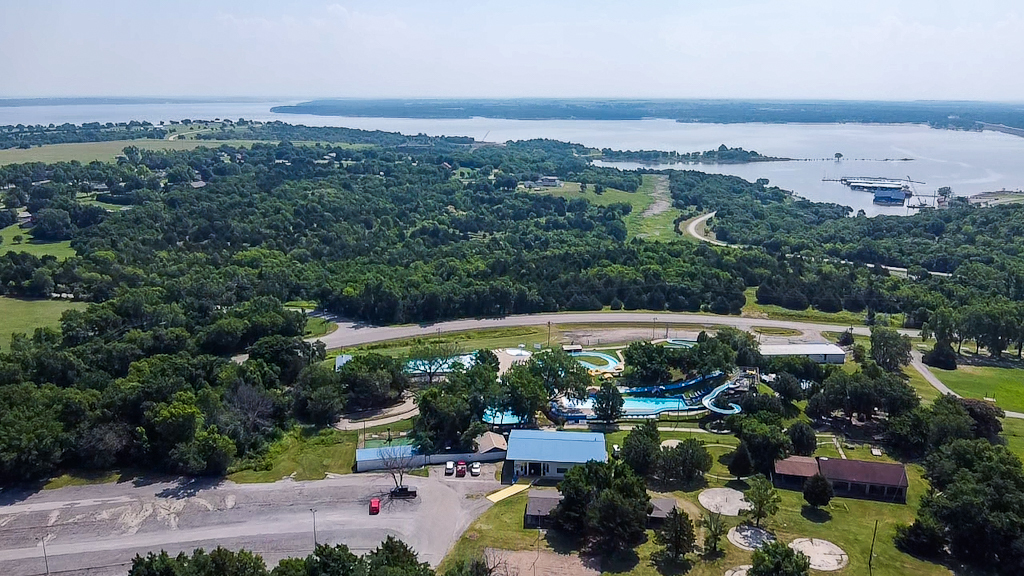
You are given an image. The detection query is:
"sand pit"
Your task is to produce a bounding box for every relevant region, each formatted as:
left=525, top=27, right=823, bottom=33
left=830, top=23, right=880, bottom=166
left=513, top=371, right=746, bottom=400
left=789, top=538, right=849, bottom=571
left=727, top=525, right=775, bottom=551
left=724, top=566, right=752, bottom=576
left=661, top=439, right=681, bottom=449
left=488, top=548, right=599, bottom=576
left=698, top=487, right=750, bottom=516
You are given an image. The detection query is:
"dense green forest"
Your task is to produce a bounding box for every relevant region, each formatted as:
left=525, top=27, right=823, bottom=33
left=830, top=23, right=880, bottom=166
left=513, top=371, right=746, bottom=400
left=0, top=121, right=166, bottom=149
left=271, top=98, right=1023, bottom=130
left=2, top=124, right=1024, bottom=483
left=599, top=145, right=788, bottom=164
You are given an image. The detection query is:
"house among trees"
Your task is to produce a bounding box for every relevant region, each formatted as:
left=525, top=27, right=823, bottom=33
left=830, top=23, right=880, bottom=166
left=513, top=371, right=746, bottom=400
left=773, top=455, right=909, bottom=503
left=523, top=489, right=676, bottom=529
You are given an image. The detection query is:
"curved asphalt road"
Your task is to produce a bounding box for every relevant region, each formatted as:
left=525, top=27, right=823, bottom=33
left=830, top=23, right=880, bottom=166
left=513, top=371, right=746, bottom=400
left=315, top=311, right=915, bottom=350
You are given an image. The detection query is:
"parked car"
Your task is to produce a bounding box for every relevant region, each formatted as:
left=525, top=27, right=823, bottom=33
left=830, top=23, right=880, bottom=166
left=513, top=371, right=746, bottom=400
left=390, top=485, right=417, bottom=499
left=369, top=497, right=380, bottom=515
left=444, top=461, right=455, bottom=475
left=470, top=462, right=481, bottom=476
left=456, top=461, right=467, bottom=477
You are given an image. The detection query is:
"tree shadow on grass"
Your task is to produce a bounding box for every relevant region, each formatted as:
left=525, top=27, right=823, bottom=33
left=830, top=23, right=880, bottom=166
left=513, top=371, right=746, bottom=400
left=650, top=549, right=693, bottom=575
left=544, top=529, right=581, bottom=555
left=800, top=505, right=832, bottom=524
left=600, top=549, right=641, bottom=574
left=651, top=476, right=708, bottom=494
left=699, top=548, right=725, bottom=563
left=725, top=478, right=750, bottom=491
left=717, top=451, right=734, bottom=469
left=781, top=401, right=802, bottom=420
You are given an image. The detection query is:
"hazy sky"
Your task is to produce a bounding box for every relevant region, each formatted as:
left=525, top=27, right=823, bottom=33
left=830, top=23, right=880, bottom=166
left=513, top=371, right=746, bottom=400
left=2, top=0, right=1023, bottom=101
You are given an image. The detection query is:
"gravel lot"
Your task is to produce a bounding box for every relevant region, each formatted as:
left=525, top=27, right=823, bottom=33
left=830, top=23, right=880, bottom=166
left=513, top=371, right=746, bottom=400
left=0, top=466, right=501, bottom=576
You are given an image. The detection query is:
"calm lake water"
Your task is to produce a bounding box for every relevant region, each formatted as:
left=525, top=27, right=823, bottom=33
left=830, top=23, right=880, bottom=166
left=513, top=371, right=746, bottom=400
left=3, top=102, right=1024, bottom=216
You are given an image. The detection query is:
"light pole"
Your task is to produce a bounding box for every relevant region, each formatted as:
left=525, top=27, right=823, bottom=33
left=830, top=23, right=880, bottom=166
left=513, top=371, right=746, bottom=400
left=39, top=536, right=50, bottom=576
left=310, top=508, right=318, bottom=548
left=652, top=317, right=657, bottom=339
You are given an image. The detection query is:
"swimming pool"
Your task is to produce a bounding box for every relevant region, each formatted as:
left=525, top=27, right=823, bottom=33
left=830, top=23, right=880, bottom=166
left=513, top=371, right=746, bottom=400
left=570, top=351, right=622, bottom=371
left=552, top=379, right=742, bottom=420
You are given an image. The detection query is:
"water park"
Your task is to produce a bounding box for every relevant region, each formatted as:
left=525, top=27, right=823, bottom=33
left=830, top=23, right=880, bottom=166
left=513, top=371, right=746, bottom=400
left=481, top=345, right=744, bottom=424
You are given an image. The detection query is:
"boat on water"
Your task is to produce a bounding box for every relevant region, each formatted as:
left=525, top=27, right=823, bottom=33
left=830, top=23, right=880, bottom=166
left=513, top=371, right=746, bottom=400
left=873, top=187, right=912, bottom=205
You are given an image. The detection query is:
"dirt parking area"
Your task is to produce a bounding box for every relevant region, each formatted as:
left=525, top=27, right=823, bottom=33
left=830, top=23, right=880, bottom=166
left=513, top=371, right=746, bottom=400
left=489, top=548, right=600, bottom=576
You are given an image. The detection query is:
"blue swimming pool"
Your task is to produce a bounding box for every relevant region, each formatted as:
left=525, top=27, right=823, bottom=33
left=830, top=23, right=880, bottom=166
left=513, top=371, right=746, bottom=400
left=552, top=379, right=741, bottom=421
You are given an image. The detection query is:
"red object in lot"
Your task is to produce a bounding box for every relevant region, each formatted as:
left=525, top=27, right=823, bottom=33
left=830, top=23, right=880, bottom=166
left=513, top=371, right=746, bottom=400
left=455, top=461, right=467, bottom=477
left=369, top=497, right=380, bottom=515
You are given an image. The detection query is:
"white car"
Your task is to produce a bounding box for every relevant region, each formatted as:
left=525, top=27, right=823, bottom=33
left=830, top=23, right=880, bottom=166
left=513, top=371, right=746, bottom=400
left=470, top=462, right=481, bottom=476
left=444, top=461, right=455, bottom=475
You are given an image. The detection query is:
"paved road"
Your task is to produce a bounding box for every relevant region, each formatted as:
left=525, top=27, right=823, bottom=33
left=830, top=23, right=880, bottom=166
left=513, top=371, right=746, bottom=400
left=684, top=211, right=729, bottom=246
left=0, top=469, right=500, bottom=576
left=314, top=311, right=917, bottom=351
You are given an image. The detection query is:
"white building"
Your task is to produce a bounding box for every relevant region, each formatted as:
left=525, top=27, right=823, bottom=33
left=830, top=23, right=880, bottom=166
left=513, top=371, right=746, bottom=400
left=506, top=429, right=607, bottom=479
left=759, top=343, right=847, bottom=364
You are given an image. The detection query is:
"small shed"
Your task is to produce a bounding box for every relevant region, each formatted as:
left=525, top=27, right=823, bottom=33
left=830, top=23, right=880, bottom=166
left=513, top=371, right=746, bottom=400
left=562, top=344, right=584, bottom=353
left=773, top=455, right=820, bottom=488
left=476, top=431, right=508, bottom=454
left=817, top=457, right=909, bottom=503
left=523, top=490, right=562, bottom=528
left=647, top=498, right=678, bottom=527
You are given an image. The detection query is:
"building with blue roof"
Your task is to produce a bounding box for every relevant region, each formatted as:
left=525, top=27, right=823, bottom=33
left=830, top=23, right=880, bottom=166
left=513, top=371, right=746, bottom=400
left=506, top=429, right=607, bottom=479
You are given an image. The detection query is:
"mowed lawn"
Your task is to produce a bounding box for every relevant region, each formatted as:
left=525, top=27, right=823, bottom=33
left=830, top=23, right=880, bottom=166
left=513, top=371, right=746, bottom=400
left=525, top=175, right=681, bottom=240
left=442, top=465, right=947, bottom=576
left=928, top=364, right=1024, bottom=413
left=1, top=224, right=76, bottom=259
left=0, top=296, right=86, bottom=350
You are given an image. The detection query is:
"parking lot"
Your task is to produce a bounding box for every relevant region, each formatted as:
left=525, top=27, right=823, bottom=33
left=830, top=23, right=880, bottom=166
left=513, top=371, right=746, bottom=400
left=0, top=465, right=502, bottom=576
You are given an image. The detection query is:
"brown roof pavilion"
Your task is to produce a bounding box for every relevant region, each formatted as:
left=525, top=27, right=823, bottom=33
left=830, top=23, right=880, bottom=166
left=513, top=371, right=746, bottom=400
left=817, top=457, right=909, bottom=488
left=774, top=455, right=820, bottom=478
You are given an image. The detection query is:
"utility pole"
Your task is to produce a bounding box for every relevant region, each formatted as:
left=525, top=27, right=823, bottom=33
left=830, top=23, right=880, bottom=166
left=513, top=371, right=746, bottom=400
left=547, top=321, right=551, bottom=349
left=868, top=519, right=878, bottom=570
left=40, top=536, right=50, bottom=576
left=311, top=508, right=318, bottom=548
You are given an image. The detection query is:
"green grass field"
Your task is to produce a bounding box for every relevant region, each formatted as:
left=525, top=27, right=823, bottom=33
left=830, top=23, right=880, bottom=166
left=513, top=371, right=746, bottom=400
left=1, top=224, right=75, bottom=259
left=334, top=326, right=551, bottom=357
left=526, top=175, right=681, bottom=240
left=0, top=296, right=86, bottom=350
left=304, top=317, right=338, bottom=338
left=0, top=139, right=270, bottom=166
left=1000, top=417, right=1024, bottom=461
left=927, top=364, right=1024, bottom=413
left=228, top=419, right=416, bottom=483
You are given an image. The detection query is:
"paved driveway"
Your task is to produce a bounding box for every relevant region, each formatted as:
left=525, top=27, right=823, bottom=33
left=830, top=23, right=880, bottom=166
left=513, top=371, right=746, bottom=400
left=0, top=470, right=500, bottom=576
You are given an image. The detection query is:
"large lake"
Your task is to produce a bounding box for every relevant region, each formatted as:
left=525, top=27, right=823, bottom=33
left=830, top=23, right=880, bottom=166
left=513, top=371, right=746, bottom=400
left=3, top=102, right=1024, bottom=215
